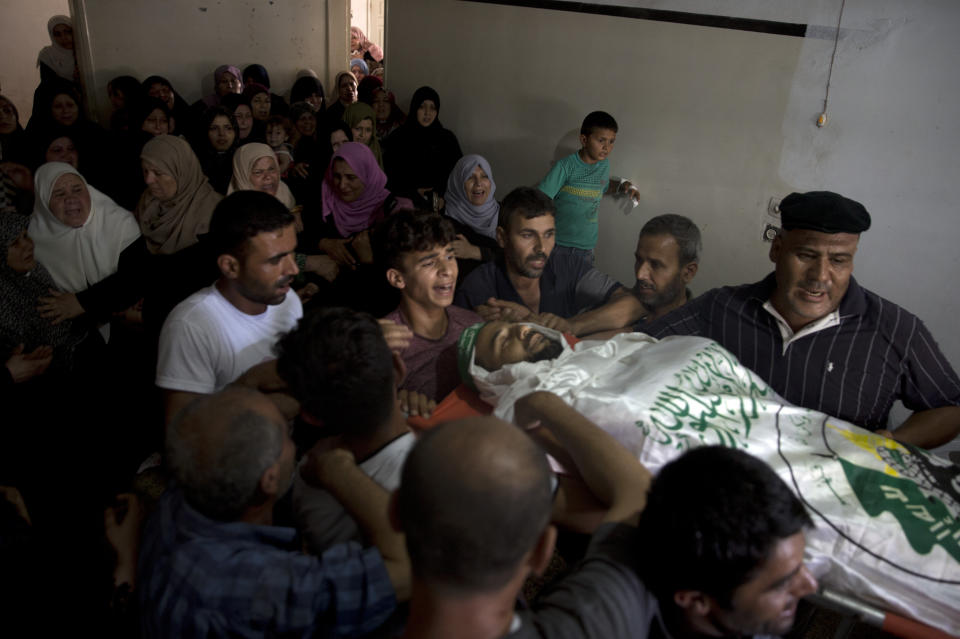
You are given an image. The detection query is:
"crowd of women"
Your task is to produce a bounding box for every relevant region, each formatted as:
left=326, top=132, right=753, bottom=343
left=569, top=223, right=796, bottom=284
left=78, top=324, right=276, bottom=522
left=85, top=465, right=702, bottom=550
left=0, top=15, right=508, bottom=628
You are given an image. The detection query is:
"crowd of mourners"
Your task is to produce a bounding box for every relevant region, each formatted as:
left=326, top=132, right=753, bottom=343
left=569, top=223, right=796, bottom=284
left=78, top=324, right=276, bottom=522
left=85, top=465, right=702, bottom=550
left=4, top=13, right=960, bottom=639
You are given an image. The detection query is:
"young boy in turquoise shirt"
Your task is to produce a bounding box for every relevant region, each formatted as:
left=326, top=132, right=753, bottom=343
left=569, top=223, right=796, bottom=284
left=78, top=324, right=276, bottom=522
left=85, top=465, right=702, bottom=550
left=537, top=111, right=639, bottom=261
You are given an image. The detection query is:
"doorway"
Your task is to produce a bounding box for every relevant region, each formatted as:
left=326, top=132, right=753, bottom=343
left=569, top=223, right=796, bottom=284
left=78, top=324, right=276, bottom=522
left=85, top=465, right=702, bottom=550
left=350, top=0, right=386, bottom=78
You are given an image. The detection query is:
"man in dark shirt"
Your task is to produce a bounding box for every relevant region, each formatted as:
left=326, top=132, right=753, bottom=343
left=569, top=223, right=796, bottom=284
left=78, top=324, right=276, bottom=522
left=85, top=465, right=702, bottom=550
left=644, top=191, right=960, bottom=448
left=455, top=186, right=645, bottom=337
left=633, top=214, right=701, bottom=325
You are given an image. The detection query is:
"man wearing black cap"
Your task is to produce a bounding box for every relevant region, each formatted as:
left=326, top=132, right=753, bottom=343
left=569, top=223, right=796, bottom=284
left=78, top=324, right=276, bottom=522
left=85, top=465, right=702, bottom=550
left=644, top=191, right=960, bottom=448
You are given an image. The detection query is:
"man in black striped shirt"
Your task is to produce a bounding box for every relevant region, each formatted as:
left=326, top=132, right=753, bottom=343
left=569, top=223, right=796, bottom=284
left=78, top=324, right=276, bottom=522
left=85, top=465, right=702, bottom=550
left=644, top=191, right=960, bottom=449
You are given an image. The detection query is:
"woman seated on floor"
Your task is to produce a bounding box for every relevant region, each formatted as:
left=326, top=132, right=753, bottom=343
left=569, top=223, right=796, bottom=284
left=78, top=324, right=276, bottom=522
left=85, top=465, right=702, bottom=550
left=28, top=162, right=144, bottom=331
left=2, top=210, right=94, bottom=382
left=189, top=106, right=238, bottom=195
left=136, top=135, right=223, bottom=331
left=442, top=154, right=502, bottom=283
left=318, top=141, right=413, bottom=314
left=343, top=102, right=383, bottom=168
left=227, top=143, right=338, bottom=296
left=142, top=75, right=192, bottom=137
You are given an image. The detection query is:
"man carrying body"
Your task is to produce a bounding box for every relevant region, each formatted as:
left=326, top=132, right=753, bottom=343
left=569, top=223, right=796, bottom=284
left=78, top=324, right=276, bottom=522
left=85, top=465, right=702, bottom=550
left=632, top=214, right=701, bottom=325
left=394, top=392, right=817, bottom=639
left=454, top=186, right=646, bottom=337
left=276, top=307, right=417, bottom=554
left=645, top=191, right=960, bottom=448
left=138, top=387, right=407, bottom=637
left=156, top=191, right=302, bottom=423
left=374, top=210, right=481, bottom=402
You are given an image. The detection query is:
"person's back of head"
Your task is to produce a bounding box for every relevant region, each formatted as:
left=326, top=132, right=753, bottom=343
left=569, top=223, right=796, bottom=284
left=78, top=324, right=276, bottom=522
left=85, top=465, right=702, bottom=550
left=397, top=417, right=554, bottom=594
left=165, top=387, right=286, bottom=521
left=275, top=307, right=395, bottom=437
left=497, top=186, right=556, bottom=233
left=208, top=190, right=294, bottom=260
left=639, top=214, right=702, bottom=266
left=580, top=110, right=618, bottom=137
left=637, top=446, right=812, bottom=609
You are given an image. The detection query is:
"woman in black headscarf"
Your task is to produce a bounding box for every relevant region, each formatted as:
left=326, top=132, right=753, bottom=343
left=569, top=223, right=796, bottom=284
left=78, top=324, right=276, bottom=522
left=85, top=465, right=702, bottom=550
left=383, top=86, right=462, bottom=210
left=290, top=73, right=326, bottom=117
left=242, top=64, right=290, bottom=118
left=142, top=75, right=193, bottom=136
left=189, top=106, right=239, bottom=194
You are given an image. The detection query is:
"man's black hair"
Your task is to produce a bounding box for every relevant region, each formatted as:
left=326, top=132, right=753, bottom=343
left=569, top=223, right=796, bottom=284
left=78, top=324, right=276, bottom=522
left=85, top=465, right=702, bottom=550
left=372, top=209, right=457, bottom=273
left=497, top=186, right=556, bottom=232
left=639, top=214, right=702, bottom=266
left=208, top=190, right=294, bottom=259
left=274, top=307, right=394, bottom=437
left=636, top=446, right=812, bottom=608
left=580, top=110, right=618, bottom=136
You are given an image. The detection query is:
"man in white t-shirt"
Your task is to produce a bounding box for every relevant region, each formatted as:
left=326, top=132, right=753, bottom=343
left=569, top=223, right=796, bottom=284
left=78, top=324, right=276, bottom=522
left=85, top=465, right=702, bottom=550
left=157, top=191, right=303, bottom=423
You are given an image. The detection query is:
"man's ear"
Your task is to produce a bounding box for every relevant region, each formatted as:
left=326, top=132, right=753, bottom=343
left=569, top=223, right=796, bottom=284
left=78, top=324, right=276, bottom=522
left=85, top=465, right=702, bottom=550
left=674, top=589, right=713, bottom=617
left=681, top=261, right=698, bottom=284
left=386, top=267, right=405, bottom=290
left=496, top=225, right=507, bottom=249
left=578, top=133, right=588, bottom=148
left=218, top=253, right=240, bottom=279
left=769, top=234, right=782, bottom=263
left=392, top=350, right=408, bottom=387
left=259, top=460, right=281, bottom=498
left=528, top=524, right=558, bottom=577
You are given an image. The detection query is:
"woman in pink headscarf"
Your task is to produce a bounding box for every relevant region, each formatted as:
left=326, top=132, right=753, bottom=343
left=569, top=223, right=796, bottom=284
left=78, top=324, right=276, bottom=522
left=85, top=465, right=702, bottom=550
left=350, top=26, right=383, bottom=63
left=317, top=142, right=411, bottom=314
left=319, top=141, right=411, bottom=266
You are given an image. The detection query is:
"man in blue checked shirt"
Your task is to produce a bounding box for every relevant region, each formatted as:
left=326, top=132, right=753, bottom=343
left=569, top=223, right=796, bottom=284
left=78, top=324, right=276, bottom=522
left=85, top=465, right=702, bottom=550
left=138, top=387, right=408, bottom=638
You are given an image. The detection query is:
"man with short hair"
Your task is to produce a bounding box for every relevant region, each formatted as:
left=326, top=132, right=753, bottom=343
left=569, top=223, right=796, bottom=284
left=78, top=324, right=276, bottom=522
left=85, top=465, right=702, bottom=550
left=138, top=387, right=406, bottom=638
left=373, top=210, right=481, bottom=402
left=455, top=186, right=646, bottom=336
left=276, top=307, right=417, bottom=554
left=635, top=446, right=818, bottom=638
left=156, top=190, right=303, bottom=422
left=394, top=392, right=816, bottom=639
left=646, top=191, right=960, bottom=448
left=633, top=214, right=701, bottom=324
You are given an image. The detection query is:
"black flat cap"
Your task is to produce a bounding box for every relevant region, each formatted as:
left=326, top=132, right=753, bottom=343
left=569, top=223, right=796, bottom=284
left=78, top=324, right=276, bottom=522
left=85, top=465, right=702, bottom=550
left=780, top=191, right=871, bottom=234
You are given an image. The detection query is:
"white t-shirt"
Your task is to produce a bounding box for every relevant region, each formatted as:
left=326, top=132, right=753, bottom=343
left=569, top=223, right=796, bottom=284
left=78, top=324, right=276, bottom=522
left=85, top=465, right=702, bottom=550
left=294, top=431, right=415, bottom=554
left=156, top=284, right=303, bottom=393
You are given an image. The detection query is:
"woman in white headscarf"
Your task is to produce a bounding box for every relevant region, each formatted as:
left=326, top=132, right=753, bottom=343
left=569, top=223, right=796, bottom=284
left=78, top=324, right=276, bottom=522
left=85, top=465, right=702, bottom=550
left=37, top=15, right=78, bottom=84
left=29, top=162, right=144, bottom=326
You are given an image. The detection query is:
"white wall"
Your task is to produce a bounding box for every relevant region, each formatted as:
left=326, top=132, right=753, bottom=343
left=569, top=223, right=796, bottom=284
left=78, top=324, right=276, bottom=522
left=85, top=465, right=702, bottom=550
left=386, top=0, right=960, bottom=376
left=0, top=0, right=71, bottom=119
left=71, top=0, right=349, bottom=124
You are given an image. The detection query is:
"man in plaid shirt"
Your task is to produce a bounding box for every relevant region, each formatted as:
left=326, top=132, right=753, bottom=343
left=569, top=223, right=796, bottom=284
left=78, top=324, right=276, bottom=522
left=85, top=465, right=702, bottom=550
left=138, top=387, right=407, bottom=638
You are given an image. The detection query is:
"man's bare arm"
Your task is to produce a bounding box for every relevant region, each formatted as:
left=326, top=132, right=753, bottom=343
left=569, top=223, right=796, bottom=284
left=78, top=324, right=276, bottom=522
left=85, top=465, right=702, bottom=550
left=515, top=391, right=651, bottom=525
left=883, top=406, right=960, bottom=449
left=567, top=287, right=645, bottom=337
left=301, top=448, right=411, bottom=600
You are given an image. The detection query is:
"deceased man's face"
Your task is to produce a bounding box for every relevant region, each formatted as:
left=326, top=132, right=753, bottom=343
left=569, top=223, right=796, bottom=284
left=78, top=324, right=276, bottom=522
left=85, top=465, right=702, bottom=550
left=474, top=321, right=564, bottom=371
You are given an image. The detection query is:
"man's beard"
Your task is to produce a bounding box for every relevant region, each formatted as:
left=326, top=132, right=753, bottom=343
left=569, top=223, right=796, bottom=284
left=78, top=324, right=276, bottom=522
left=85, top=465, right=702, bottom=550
left=525, top=332, right=565, bottom=363
left=513, top=251, right=548, bottom=278
left=634, top=274, right=686, bottom=314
